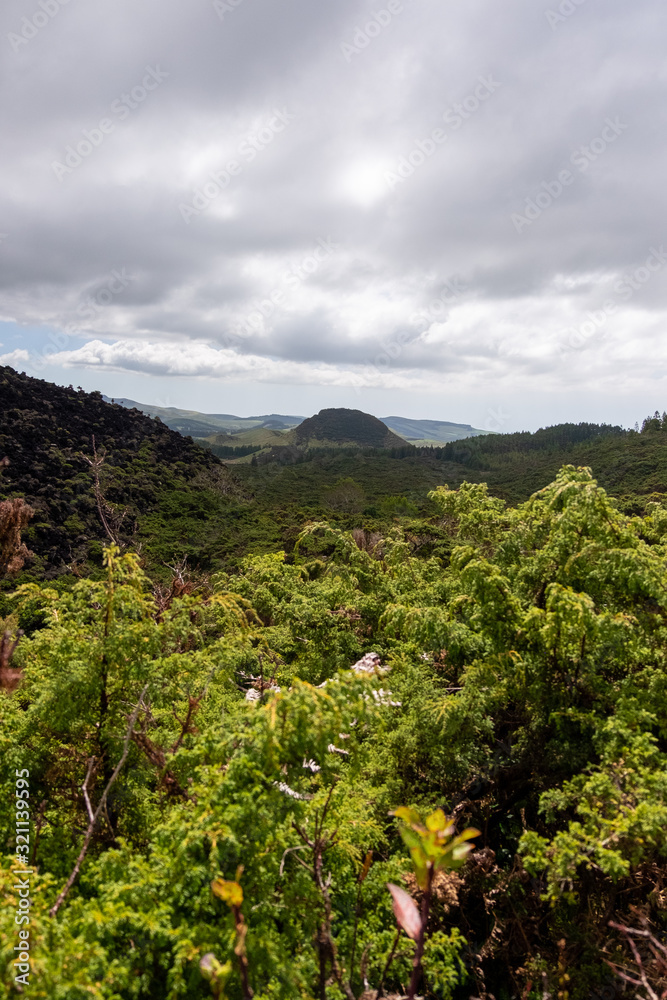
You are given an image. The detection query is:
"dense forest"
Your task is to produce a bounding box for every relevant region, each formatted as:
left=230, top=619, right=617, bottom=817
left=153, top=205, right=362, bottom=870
left=2, top=368, right=667, bottom=998
left=4, top=366, right=667, bottom=584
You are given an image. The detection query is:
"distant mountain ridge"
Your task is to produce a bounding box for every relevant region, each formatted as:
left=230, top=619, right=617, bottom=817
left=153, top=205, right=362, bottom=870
left=381, top=415, right=489, bottom=444
left=101, top=397, right=304, bottom=437
left=103, top=396, right=488, bottom=443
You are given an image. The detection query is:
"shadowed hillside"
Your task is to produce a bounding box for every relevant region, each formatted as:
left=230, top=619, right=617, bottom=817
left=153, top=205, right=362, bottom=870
left=294, top=408, right=407, bottom=448
left=4, top=367, right=667, bottom=585
left=0, top=366, right=242, bottom=576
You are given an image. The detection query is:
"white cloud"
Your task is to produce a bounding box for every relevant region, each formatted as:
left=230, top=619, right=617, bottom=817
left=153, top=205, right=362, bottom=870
left=0, top=349, right=29, bottom=366
left=49, top=337, right=427, bottom=388
left=0, top=0, right=666, bottom=424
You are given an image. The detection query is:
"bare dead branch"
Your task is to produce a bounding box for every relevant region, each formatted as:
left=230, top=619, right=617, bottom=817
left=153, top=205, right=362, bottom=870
left=0, top=495, right=33, bottom=576
left=49, top=684, right=148, bottom=918
left=129, top=689, right=206, bottom=798
left=604, top=959, right=644, bottom=987
left=81, top=758, right=97, bottom=824
left=609, top=921, right=667, bottom=960
left=0, top=629, right=23, bottom=691
left=376, top=927, right=401, bottom=1000
left=153, top=557, right=196, bottom=619
left=608, top=920, right=660, bottom=1000
left=80, top=436, right=128, bottom=547
left=170, top=694, right=202, bottom=754
left=278, top=844, right=309, bottom=876
left=292, top=787, right=354, bottom=1000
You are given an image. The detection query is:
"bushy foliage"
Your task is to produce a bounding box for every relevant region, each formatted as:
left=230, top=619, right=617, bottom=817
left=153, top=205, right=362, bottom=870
left=2, top=466, right=667, bottom=998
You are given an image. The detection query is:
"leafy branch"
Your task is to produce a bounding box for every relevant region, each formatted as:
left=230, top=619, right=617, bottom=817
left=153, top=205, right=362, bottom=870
left=49, top=684, right=149, bottom=917
left=389, top=807, right=478, bottom=999
left=292, top=785, right=356, bottom=1000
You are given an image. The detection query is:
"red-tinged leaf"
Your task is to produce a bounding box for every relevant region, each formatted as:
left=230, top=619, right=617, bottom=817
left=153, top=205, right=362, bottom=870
left=387, top=882, right=422, bottom=940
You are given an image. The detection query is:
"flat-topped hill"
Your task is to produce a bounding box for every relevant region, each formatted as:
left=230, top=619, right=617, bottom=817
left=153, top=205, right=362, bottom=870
left=294, top=408, right=407, bottom=448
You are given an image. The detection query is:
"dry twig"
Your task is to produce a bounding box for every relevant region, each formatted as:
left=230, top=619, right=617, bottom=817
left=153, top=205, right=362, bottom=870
left=0, top=629, right=23, bottom=691
left=80, top=436, right=128, bottom=546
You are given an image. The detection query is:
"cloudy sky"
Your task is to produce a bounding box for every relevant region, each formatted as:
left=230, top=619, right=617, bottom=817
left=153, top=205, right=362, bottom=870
left=1, top=0, right=665, bottom=432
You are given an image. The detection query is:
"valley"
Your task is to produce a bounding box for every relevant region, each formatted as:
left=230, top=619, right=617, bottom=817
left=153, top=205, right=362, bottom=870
left=2, top=366, right=667, bottom=999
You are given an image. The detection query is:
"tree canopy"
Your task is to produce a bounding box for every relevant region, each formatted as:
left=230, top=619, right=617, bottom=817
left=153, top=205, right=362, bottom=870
left=2, top=465, right=667, bottom=998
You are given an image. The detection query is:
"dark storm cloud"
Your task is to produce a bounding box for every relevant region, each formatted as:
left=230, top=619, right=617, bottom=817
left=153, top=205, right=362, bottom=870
left=1, top=0, right=666, bottom=403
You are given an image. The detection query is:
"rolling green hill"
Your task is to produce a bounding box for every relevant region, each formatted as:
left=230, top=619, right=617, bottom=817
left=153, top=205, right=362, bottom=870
left=198, top=409, right=417, bottom=462
left=102, top=396, right=305, bottom=437
left=201, top=427, right=293, bottom=460
left=104, top=396, right=489, bottom=444
left=381, top=414, right=489, bottom=443
left=5, top=367, right=667, bottom=583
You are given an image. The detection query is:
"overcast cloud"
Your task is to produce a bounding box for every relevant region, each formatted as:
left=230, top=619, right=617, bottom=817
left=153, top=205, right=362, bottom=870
left=1, top=0, right=666, bottom=431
